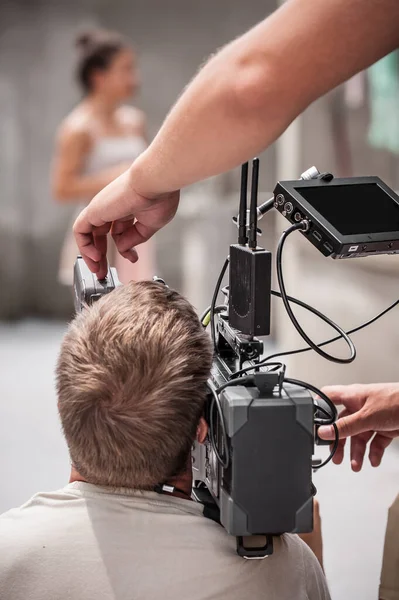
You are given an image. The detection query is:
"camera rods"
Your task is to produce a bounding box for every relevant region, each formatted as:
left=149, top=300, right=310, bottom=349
left=238, top=158, right=259, bottom=249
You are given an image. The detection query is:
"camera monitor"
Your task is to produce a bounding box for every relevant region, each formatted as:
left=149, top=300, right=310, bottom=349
left=273, top=176, right=399, bottom=258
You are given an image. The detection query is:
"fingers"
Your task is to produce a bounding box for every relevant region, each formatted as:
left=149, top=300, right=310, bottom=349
left=93, top=233, right=108, bottom=280
left=120, top=248, right=139, bottom=263
left=111, top=216, right=136, bottom=234
left=73, top=208, right=111, bottom=276
left=368, top=433, right=394, bottom=467
left=112, top=220, right=157, bottom=260
left=332, top=437, right=346, bottom=464
left=350, top=431, right=374, bottom=472
left=113, top=222, right=156, bottom=250
left=332, top=431, right=395, bottom=470
left=74, top=230, right=102, bottom=264
left=111, top=221, right=139, bottom=264
left=318, top=408, right=370, bottom=440
left=83, top=255, right=103, bottom=275
left=329, top=408, right=349, bottom=464
left=321, top=384, right=367, bottom=412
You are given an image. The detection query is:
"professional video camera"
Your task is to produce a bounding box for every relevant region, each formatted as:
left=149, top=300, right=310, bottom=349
left=74, top=162, right=399, bottom=559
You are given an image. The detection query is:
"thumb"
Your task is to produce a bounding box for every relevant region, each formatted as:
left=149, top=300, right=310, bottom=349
left=318, top=411, right=369, bottom=440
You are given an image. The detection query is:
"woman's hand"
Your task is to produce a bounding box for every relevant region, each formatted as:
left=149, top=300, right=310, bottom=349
left=73, top=164, right=179, bottom=279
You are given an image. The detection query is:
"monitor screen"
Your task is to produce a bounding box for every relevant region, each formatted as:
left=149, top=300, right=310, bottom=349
left=295, top=183, right=399, bottom=235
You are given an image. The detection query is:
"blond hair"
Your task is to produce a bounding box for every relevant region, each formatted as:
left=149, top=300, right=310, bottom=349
left=56, top=281, right=212, bottom=489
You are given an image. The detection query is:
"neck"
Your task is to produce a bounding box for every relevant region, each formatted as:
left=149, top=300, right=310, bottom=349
left=69, top=459, right=193, bottom=501
left=161, top=458, right=193, bottom=500
left=69, top=466, right=86, bottom=484
left=84, top=93, right=119, bottom=120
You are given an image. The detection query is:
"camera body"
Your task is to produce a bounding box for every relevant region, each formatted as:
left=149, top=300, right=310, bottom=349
left=192, top=351, right=315, bottom=539
left=73, top=258, right=121, bottom=314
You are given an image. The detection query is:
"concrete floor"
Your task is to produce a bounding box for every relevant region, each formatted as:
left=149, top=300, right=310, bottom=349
left=0, top=319, right=398, bottom=599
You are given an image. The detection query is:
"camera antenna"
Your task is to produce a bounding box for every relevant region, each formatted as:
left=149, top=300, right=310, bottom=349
left=238, top=162, right=248, bottom=245
left=248, top=158, right=259, bottom=249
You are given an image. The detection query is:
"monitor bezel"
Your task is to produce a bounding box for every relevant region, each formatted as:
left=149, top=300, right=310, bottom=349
left=275, top=176, right=399, bottom=245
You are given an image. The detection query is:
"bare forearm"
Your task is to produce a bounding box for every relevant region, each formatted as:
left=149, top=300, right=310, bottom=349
left=132, top=0, right=399, bottom=195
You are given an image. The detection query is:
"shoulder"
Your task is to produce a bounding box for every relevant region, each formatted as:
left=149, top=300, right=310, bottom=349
left=55, top=109, right=94, bottom=151
left=0, top=489, right=83, bottom=539
left=0, top=488, right=79, bottom=517
left=0, top=498, right=39, bottom=543
left=293, top=536, right=331, bottom=600
left=185, top=526, right=327, bottom=598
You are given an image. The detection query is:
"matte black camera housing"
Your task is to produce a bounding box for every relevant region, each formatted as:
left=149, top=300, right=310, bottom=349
left=192, top=357, right=315, bottom=538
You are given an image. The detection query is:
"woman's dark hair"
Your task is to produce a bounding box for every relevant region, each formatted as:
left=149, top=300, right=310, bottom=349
left=75, top=29, right=130, bottom=94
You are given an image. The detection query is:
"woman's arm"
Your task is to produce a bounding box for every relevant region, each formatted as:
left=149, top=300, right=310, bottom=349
left=52, top=125, right=131, bottom=202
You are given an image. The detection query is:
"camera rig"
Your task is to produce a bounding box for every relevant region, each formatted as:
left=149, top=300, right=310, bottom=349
left=74, top=161, right=399, bottom=559
left=192, top=161, right=399, bottom=558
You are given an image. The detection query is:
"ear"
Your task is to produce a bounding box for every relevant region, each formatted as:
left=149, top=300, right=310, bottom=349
left=196, top=417, right=208, bottom=444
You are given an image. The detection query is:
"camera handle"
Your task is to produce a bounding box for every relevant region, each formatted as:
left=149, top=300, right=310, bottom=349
left=236, top=535, right=274, bottom=559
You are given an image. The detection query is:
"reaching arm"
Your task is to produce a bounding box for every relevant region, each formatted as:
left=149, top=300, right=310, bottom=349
left=132, top=0, right=399, bottom=194
left=74, top=0, right=399, bottom=277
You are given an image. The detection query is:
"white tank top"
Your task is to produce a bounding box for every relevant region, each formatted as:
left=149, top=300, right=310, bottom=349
left=84, top=135, right=147, bottom=175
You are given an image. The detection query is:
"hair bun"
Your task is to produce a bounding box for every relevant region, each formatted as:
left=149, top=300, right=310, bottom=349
left=75, top=31, right=96, bottom=51
left=74, top=28, right=129, bottom=94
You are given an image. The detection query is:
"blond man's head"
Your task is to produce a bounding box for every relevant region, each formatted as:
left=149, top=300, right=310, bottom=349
left=56, top=281, right=212, bottom=489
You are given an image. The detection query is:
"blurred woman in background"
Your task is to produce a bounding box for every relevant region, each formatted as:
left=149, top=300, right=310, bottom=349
left=52, top=29, right=154, bottom=285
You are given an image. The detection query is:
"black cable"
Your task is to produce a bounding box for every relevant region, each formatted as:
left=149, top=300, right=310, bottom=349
left=266, top=297, right=399, bottom=374
left=231, top=297, right=399, bottom=378
left=210, top=258, right=229, bottom=350
left=272, top=296, right=399, bottom=358
left=229, top=291, right=399, bottom=379
left=259, top=362, right=285, bottom=373
left=201, top=305, right=226, bottom=327
left=208, top=382, right=230, bottom=469
left=216, top=375, right=254, bottom=394
left=284, top=378, right=338, bottom=469
left=277, top=223, right=356, bottom=364
left=210, top=375, right=271, bottom=469
left=211, top=285, right=399, bottom=365
left=313, top=402, right=332, bottom=423
left=284, top=378, right=337, bottom=422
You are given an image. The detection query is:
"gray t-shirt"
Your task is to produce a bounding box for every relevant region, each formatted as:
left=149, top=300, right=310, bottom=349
left=0, top=482, right=330, bottom=600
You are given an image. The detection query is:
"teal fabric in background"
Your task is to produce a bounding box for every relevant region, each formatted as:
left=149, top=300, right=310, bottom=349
left=368, top=51, right=399, bottom=155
